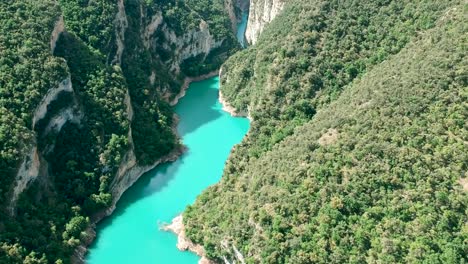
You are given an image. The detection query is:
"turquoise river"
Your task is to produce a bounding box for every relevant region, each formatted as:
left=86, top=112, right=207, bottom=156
left=87, top=14, right=250, bottom=264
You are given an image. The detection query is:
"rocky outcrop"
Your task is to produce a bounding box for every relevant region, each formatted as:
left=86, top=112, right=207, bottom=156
left=225, top=0, right=238, bottom=32
left=162, top=21, right=224, bottom=74
left=218, top=90, right=251, bottom=120
left=163, top=215, right=248, bottom=264
left=109, top=144, right=183, bottom=213
left=9, top=146, right=41, bottom=213
left=142, top=10, right=224, bottom=73
left=140, top=6, right=231, bottom=99
left=9, top=76, right=80, bottom=214
left=245, top=0, right=285, bottom=44
left=226, top=0, right=251, bottom=33
left=32, top=77, right=73, bottom=128
left=143, top=12, right=163, bottom=49
left=50, top=15, right=64, bottom=53
left=163, top=215, right=213, bottom=264
left=44, top=107, right=82, bottom=135
left=112, top=0, right=128, bottom=65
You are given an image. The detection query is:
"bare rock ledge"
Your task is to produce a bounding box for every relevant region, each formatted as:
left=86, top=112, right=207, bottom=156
left=162, top=215, right=213, bottom=264
left=218, top=90, right=252, bottom=121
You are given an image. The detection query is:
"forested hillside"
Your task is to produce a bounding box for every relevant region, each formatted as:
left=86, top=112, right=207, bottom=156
left=0, top=0, right=238, bottom=263
left=184, top=0, right=468, bottom=263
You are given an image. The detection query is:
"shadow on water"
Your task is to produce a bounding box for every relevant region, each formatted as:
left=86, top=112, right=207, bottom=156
left=88, top=7, right=250, bottom=262
left=176, top=78, right=223, bottom=137
left=94, top=158, right=183, bottom=231
left=93, top=77, right=221, bottom=237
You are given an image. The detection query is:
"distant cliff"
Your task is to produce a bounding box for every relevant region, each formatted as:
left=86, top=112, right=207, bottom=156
left=245, top=0, right=285, bottom=44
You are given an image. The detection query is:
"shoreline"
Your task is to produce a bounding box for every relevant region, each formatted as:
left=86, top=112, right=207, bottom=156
left=75, top=69, right=251, bottom=263
left=218, top=90, right=252, bottom=121
left=161, top=77, right=252, bottom=264
left=72, top=70, right=220, bottom=264
left=161, top=215, right=213, bottom=264
left=72, top=145, right=185, bottom=264
left=170, top=70, right=220, bottom=106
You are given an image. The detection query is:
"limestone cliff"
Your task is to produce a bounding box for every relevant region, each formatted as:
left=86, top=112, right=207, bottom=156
left=245, top=0, right=285, bottom=44
left=112, top=0, right=128, bottom=65
left=225, top=0, right=250, bottom=34
left=8, top=71, right=83, bottom=211
left=2, top=0, right=238, bottom=261
left=50, top=15, right=64, bottom=53
left=107, top=0, right=233, bottom=213
left=141, top=9, right=227, bottom=78
left=68, top=1, right=239, bottom=261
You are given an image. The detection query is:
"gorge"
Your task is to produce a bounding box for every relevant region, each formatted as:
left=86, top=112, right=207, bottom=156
left=86, top=76, right=249, bottom=263
left=86, top=14, right=251, bottom=263
left=1, top=0, right=467, bottom=264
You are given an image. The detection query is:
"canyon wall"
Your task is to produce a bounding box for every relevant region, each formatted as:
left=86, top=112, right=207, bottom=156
left=245, top=0, right=285, bottom=44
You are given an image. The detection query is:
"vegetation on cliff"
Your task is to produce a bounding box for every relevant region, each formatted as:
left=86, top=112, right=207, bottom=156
left=184, top=0, right=468, bottom=263
left=0, top=0, right=237, bottom=263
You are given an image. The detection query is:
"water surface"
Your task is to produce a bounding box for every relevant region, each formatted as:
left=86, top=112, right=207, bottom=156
left=237, top=12, right=249, bottom=48
left=86, top=77, right=249, bottom=263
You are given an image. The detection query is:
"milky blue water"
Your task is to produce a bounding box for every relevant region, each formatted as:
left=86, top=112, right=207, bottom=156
left=86, top=77, right=250, bottom=263
left=87, top=10, right=250, bottom=264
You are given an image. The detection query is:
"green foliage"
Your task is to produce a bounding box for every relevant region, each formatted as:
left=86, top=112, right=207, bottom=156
left=1, top=0, right=238, bottom=262
left=185, top=1, right=468, bottom=263
left=219, top=0, right=458, bottom=157
left=0, top=0, right=66, bottom=210
left=155, top=0, right=235, bottom=39
left=58, top=0, right=117, bottom=54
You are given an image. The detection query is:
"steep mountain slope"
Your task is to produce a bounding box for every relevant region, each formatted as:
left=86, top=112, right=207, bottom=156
left=0, top=0, right=239, bottom=263
left=184, top=0, right=467, bottom=263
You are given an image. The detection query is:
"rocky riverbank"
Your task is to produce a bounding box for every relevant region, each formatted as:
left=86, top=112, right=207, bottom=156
left=170, top=71, right=221, bottom=106
left=162, top=215, right=213, bottom=264
left=218, top=90, right=252, bottom=121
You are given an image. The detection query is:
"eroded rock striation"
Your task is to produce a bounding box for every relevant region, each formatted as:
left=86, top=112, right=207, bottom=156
left=245, top=0, right=285, bottom=44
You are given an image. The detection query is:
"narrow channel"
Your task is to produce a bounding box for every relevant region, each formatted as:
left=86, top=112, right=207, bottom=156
left=86, top=13, right=250, bottom=264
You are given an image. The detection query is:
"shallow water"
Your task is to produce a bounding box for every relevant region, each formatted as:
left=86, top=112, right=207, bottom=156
left=86, top=77, right=250, bottom=263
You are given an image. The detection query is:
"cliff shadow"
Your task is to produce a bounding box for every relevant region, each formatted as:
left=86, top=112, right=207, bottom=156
left=175, top=78, right=223, bottom=137
left=92, top=156, right=184, bottom=231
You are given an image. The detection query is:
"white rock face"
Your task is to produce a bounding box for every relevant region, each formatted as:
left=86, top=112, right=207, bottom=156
left=161, top=20, right=224, bottom=74
left=50, top=15, right=64, bottom=53
left=44, top=107, right=82, bottom=135
left=112, top=0, right=129, bottom=65
left=141, top=8, right=225, bottom=84
left=163, top=215, right=212, bottom=264
left=225, top=0, right=238, bottom=32
left=245, top=0, right=285, bottom=44
left=32, top=77, right=74, bottom=128
left=9, top=76, right=80, bottom=213
left=144, top=12, right=163, bottom=49
left=109, top=140, right=182, bottom=213
left=9, top=146, right=40, bottom=212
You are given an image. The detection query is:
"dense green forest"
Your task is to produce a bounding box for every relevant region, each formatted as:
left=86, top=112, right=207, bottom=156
left=0, top=0, right=237, bottom=263
left=1, top=0, right=466, bottom=263
left=184, top=0, right=468, bottom=263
